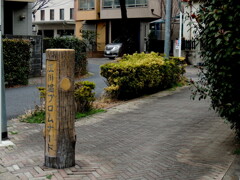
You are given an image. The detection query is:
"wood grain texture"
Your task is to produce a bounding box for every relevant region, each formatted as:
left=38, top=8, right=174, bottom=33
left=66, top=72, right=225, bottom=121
left=45, top=49, right=76, bottom=169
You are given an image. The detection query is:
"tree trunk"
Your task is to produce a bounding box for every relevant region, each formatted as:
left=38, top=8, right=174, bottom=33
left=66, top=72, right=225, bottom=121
left=120, top=0, right=127, bottom=21
left=44, top=49, right=76, bottom=169
left=120, top=0, right=131, bottom=54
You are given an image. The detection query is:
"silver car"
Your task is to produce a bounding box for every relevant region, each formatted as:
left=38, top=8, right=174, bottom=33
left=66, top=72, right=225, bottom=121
left=104, top=42, right=123, bottom=59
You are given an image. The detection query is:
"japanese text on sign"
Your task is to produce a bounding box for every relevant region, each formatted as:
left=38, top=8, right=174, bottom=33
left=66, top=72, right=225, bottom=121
left=45, top=61, right=58, bottom=157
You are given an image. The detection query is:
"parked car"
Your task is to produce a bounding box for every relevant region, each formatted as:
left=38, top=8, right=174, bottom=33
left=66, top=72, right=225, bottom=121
left=104, top=39, right=123, bottom=59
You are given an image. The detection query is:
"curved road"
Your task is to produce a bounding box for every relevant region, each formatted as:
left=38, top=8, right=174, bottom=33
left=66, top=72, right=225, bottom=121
left=5, top=58, right=111, bottom=120
left=5, top=59, right=198, bottom=120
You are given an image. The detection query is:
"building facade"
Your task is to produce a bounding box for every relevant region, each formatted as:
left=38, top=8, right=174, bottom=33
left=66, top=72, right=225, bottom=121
left=3, top=0, right=33, bottom=36
left=75, top=0, right=165, bottom=53
left=33, top=0, right=75, bottom=38
left=1, top=0, right=35, bottom=139
left=181, top=0, right=203, bottom=65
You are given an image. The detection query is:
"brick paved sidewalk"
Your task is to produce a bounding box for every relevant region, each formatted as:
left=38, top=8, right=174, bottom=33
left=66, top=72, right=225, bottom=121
left=0, top=87, right=236, bottom=180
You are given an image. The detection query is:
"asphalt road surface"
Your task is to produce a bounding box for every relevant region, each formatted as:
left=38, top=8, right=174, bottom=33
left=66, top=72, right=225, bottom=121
left=5, top=58, right=111, bottom=120
left=5, top=58, right=199, bottom=120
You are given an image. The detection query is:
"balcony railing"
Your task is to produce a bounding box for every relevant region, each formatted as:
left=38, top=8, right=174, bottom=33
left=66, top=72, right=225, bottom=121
left=181, top=39, right=197, bottom=50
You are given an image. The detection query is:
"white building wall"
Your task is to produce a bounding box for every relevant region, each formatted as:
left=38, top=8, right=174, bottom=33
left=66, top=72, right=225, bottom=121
left=33, top=0, right=75, bottom=37
left=34, top=0, right=74, bottom=21
left=182, top=2, right=202, bottom=65
left=183, top=2, right=200, bottom=40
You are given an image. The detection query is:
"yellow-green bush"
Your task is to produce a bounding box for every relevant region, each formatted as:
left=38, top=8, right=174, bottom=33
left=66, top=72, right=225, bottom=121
left=74, top=81, right=95, bottom=113
left=37, top=81, right=95, bottom=113
left=100, top=52, right=185, bottom=99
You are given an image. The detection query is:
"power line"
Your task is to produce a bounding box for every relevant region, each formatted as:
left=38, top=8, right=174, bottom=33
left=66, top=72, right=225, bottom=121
left=46, top=0, right=73, bottom=8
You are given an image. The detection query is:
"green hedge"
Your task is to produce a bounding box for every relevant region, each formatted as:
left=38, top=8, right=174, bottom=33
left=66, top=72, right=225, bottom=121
left=189, top=0, right=240, bottom=136
left=43, top=37, right=87, bottom=76
left=100, top=52, right=185, bottom=99
left=3, top=39, right=31, bottom=87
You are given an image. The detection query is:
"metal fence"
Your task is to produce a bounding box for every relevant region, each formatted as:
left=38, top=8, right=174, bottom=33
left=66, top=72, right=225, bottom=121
left=181, top=39, right=197, bottom=50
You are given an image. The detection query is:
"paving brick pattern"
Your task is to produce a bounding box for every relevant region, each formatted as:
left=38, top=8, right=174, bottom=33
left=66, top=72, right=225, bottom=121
left=0, top=87, right=236, bottom=180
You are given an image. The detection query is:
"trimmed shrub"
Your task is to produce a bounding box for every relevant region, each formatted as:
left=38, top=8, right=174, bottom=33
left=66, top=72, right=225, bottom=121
left=100, top=52, right=185, bottom=99
left=3, top=39, right=31, bottom=87
left=37, top=81, right=95, bottom=113
left=75, top=81, right=95, bottom=113
left=43, top=37, right=87, bottom=76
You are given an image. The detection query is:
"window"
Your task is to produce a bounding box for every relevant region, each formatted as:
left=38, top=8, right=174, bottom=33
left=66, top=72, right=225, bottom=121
left=50, top=9, right=54, bottom=20
left=134, top=0, right=147, bottom=7
left=126, top=0, right=147, bottom=7
left=41, top=10, right=45, bottom=20
left=102, top=0, right=147, bottom=9
left=79, top=0, right=95, bottom=10
left=60, top=9, right=64, bottom=20
left=103, top=0, right=120, bottom=8
left=70, top=8, right=74, bottom=19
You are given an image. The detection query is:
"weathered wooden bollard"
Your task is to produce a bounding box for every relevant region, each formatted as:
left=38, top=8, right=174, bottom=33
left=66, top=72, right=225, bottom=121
left=44, top=49, right=76, bottom=169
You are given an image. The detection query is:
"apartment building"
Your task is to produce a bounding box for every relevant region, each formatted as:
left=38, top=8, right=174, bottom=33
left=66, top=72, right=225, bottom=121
left=33, top=0, right=75, bottom=38
left=75, top=0, right=165, bottom=53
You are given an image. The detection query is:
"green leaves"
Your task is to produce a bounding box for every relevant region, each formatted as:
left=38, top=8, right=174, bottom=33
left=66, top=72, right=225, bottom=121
left=3, top=39, right=31, bottom=87
left=100, top=52, right=185, bottom=99
left=43, top=37, right=87, bottom=76
left=191, top=0, right=240, bottom=136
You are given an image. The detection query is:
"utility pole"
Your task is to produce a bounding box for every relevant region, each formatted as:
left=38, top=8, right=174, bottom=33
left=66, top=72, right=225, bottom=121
left=164, top=0, right=172, bottom=59
left=178, top=12, right=182, bottom=57
left=0, top=0, right=9, bottom=145
left=178, top=0, right=184, bottom=57
left=0, top=0, right=2, bottom=144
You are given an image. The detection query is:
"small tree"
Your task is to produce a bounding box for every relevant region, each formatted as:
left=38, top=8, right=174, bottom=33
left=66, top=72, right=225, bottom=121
left=190, top=0, right=240, bottom=136
left=81, top=29, right=98, bottom=51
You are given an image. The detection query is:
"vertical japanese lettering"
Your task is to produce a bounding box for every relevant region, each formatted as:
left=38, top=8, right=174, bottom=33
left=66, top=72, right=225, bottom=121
left=45, top=60, right=58, bottom=157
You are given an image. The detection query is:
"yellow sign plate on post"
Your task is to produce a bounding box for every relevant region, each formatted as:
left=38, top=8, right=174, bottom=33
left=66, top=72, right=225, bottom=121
left=45, top=60, right=58, bottom=157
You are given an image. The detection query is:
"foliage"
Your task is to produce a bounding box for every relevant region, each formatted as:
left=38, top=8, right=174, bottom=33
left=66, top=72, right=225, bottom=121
left=37, top=81, right=95, bottom=113
left=46, top=174, right=53, bottom=180
left=100, top=52, right=185, bottom=99
left=3, top=39, right=31, bottom=87
left=189, top=1, right=240, bottom=135
left=20, top=109, right=105, bottom=124
left=9, top=131, right=18, bottom=135
left=75, top=109, right=106, bottom=119
left=21, top=110, right=45, bottom=123
left=233, top=148, right=240, bottom=155
left=74, top=81, right=95, bottom=113
left=37, top=87, right=46, bottom=105
left=43, top=37, right=87, bottom=76
left=81, top=29, right=98, bottom=51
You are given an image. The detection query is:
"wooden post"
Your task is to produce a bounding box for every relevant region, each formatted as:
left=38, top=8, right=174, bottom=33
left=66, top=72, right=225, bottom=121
left=44, top=49, right=76, bottom=169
